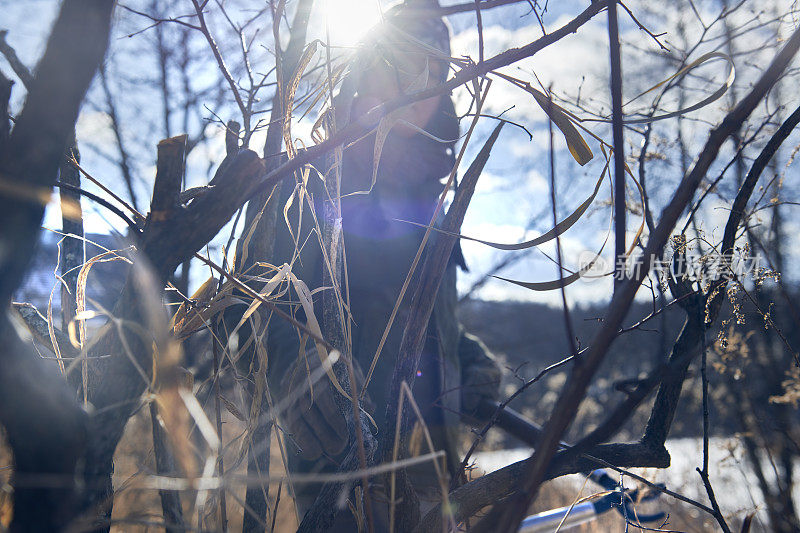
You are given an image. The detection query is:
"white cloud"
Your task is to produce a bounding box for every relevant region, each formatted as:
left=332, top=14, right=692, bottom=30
left=76, top=111, right=117, bottom=153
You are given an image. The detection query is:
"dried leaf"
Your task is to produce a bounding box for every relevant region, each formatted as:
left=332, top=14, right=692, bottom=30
left=740, top=512, right=754, bottom=533
left=621, top=51, right=735, bottom=124
left=399, top=161, right=608, bottom=250
left=528, top=87, right=593, bottom=165
left=494, top=244, right=605, bottom=291
left=369, top=61, right=431, bottom=194
left=288, top=273, right=349, bottom=399
left=75, top=249, right=132, bottom=405
left=171, top=275, right=217, bottom=333
left=234, top=263, right=291, bottom=330
left=220, top=393, right=246, bottom=422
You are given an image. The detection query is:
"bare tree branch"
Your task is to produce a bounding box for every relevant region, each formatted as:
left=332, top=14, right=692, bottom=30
left=0, top=2, right=116, bottom=529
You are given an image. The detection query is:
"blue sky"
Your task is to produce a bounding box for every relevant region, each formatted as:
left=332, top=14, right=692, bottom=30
left=3, top=0, right=798, bottom=307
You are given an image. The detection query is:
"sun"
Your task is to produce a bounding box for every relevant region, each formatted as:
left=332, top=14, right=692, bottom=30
left=322, top=0, right=383, bottom=48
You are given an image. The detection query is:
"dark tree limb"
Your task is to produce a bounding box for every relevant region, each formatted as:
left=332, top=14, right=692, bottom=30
left=1, top=18, right=84, bottom=335
left=54, top=180, right=142, bottom=233
left=415, top=442, right=669, bottom=533
left=0, top=2, right=115, bottom=530
left=11, top=302, right=77, bottom=360
left=376, top=123, right=504, bottom=531
left=239, top=0, right=315, bottom=271
left=0, top=30, right=34, bottom=88
left=296, top=422, right=378, bottom=532
left=608, top=0, right=627, bottom=288
left=0, top=0, right=115, bottom=302
left=0, top=315, right=88, bottom=532
left=149, top=135, right=186, bottom=216
left=0, top=69, right=11, bottom=146
left=60, top=143, right=84, bottom=331
left=710, top=101, right=800, bottom=322
left=298, top=87, right=380, bottom=533
left=143, top=136, right=190, bottom=532
left=150, top=402, right=186, bottom=532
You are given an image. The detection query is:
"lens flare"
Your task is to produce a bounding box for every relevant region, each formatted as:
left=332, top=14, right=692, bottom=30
left=323, top=0, right=382, bottom=47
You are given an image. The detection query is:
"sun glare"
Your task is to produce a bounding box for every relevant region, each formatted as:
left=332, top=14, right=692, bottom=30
left=323, top=0, right=382, bottom=47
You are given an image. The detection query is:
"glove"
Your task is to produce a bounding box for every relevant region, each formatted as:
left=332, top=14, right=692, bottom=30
left=279, top=345, right=349, bottom=461
left=280, top=345, right=348, bottom=461
left=459, top=333, right=502, bottom=419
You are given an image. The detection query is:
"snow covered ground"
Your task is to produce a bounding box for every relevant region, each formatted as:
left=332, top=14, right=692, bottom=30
left=474, top=437, right=797, bottom=531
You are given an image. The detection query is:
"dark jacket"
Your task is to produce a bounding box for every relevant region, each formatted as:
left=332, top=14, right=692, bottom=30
left=266, top=96, right=499, bottom=480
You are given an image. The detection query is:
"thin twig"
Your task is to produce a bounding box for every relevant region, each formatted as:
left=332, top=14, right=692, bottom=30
left=608, top=0, right=627, bottom=290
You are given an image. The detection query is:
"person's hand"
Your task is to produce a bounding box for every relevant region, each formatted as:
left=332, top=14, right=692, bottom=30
left=279, top=347, right=348, bottom=461
left=459, top=334, right=502, bottom=420
left=461, top=365, right=501, bottom=418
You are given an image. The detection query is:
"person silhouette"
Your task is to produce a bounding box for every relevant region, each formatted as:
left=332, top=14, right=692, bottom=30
left=266, top=0, right=502, bottom=527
